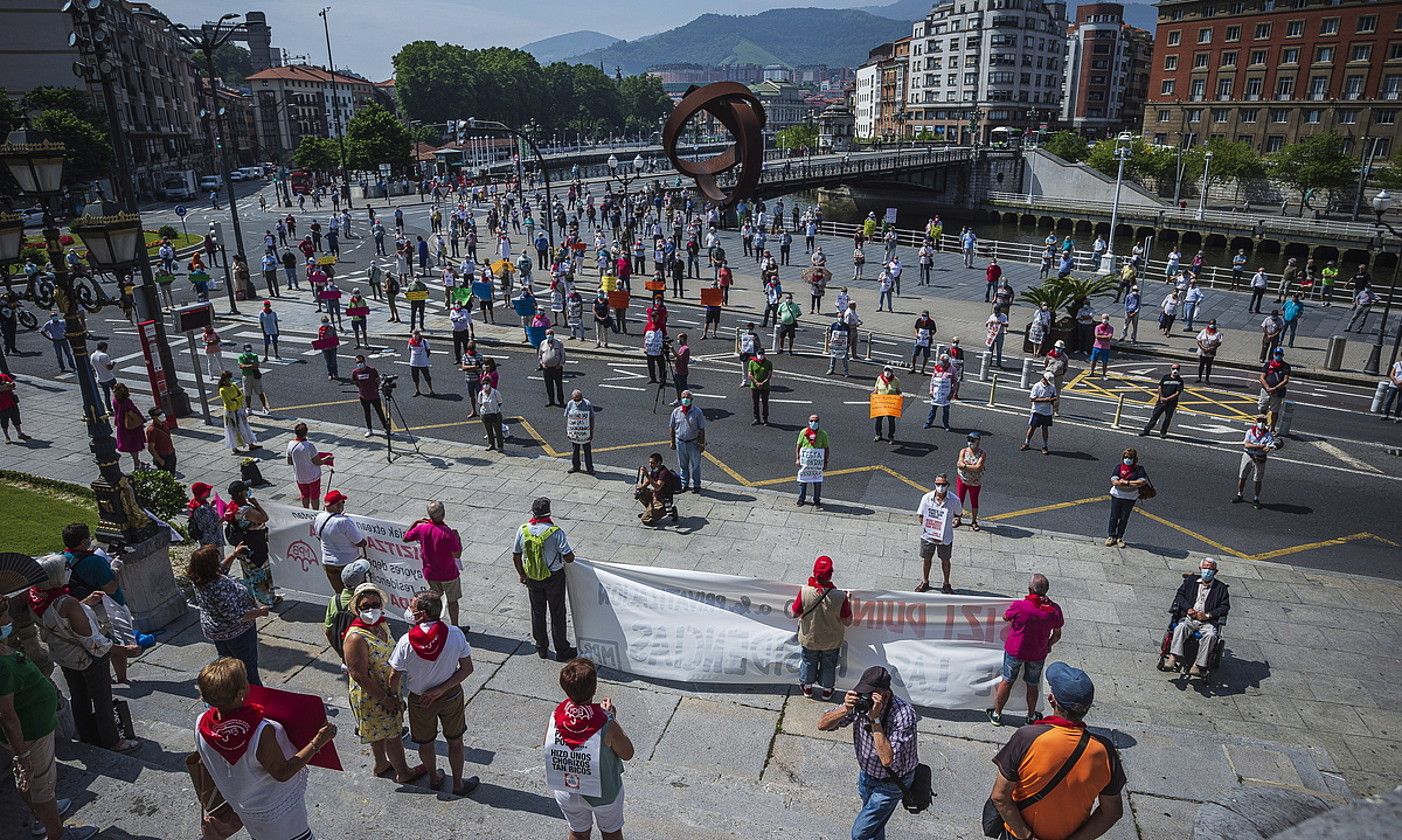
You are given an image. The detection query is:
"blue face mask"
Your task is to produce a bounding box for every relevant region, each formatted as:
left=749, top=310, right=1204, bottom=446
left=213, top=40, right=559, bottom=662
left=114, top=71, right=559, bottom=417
left=0, top=623, right=11, bottom=641
left=1200, top=568, right=1216, bottom=582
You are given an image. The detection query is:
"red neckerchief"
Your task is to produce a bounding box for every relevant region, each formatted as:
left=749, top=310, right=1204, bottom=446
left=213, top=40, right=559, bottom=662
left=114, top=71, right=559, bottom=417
left=1037, top=715, right=1086, bottom=729
left=28, top=585, right=67, bottom=617
left=679, top=403, right=692, bottom=413
left=553, top=699, right=607, bottom=749
left=407, top=620, right=449, bottom=662
left=807, top=575, right=835, bottom=590
left=1116, top=463, right=1137, bottom=480
left=802, top=426, right=819, bottom=445
left=318, top=325, right=333, bottom=340
left=348, top=614, right=386, bottom=634
left=1267, top=359, right=1284, bottom=372
left=529, top=516, right=553, bottom=525
left=1022, top=593, right=1057, bottom=613
left=408, top=336, right=423, bottom=347
left=198, top=704, right=266, bottom=764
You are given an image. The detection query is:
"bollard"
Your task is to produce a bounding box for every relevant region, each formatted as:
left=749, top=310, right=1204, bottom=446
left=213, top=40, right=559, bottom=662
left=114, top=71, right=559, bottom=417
left=865, top=331, right=873, bottom=360
left=1276, top=400, right=1296, bottom=436
left=772, top=324, right=780, bottom=353
left=1372, top=381, right=1394, bottom=413
left=1019, top=356, right=1036, bottom=390
left=979, top=350, right=992, bottom=381
left=987, top=374, right=999, bottom=406
left=1112, top=394, right=1125, bottom=429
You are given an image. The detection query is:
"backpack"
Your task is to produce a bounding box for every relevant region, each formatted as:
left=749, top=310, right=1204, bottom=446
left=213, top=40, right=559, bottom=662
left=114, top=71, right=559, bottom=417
left=326, top=592, right=355, bottom=660
left=519, top=523, right=560, bottom=581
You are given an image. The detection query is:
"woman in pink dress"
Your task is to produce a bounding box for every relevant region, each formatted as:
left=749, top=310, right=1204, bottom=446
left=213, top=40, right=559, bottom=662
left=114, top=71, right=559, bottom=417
left=110, top=383, right=147, bottom=469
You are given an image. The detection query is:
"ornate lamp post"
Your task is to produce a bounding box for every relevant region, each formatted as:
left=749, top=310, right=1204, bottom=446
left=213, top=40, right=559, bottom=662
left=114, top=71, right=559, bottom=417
left=1102, top=131, right=1134, bottom=274
left=466, top=118, right=556, bottom=257
left=0, top=130, right=151, bottom=542
left=1195, top=149, right=1214, bottom=221
left=607, top=153, right=646, bottom=252
left=1366, top=190, right=1401, bottom=375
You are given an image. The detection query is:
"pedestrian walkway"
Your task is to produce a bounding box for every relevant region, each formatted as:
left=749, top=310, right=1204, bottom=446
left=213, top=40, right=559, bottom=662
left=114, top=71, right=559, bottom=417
left=2, top=377, right=1398, bottom=840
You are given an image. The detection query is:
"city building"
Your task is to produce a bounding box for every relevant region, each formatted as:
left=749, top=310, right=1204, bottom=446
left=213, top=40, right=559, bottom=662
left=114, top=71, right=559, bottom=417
left=246, top=64, right=385, bottom=166
left=0, top=0, right=208, bottom=196
left=1143, top=0, right=1402, bottom=157
left=203, top=81, right=261, bottom=169
left=749, top=79, right=812, bottom=140
left=818, top=103, right=856, bottom=153
left=905, top=0, right=1069, bottom=144
left=1061, top=3, right=1154, bottom=137
left=853, top=38, right=912, bottom=141
left=854, top=53, right=882, bottom=138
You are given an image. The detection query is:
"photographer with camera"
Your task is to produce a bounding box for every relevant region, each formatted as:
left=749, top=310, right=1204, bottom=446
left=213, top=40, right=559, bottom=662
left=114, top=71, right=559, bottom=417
left=352, top=355, right=392, bottom=438
left=817, top=665, right=921, bottom=840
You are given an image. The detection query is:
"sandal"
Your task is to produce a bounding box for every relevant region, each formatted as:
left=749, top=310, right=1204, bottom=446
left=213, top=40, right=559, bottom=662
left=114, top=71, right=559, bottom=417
left=971, top=522, right=981, bottom=532
left=914, top=581, right=931, bottom=593
left=427, top=769, right=445, bottom=789
left=453, top=776, right=481, bottom=797
left=373, top=764, right=394, bottom=778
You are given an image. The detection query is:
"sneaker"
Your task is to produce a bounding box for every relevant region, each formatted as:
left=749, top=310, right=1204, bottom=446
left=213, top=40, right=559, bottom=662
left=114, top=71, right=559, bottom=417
left=1116, top=539, right=1127, bottom=548
left=1231, top=495, right=1244, bottom=504
left=1252, top=498, right=1262, bottom=509
left=30, top=798, right=72, bottom=836
left=363, top=430, right=373, bottom=438
left=801, top=683, right=813, bottom=698
left=1104, top=536, right=1116, bottom=546
left=1026, top=711, right=1042, bottom=725
left=986, top=709, right=1003, bottom=726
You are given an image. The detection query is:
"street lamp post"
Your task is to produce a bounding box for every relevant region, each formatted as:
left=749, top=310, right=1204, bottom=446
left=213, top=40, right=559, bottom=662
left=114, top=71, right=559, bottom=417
left=607, top=153, right=646, bottom=253
left=1102, top=131, right=1134, bottom=274
left=1195, top=149, right=1214, bottom=221
left=1, top=131, right=152, bottom=542
left=318, top=7, right=351, bottom=208
left=1366, top=189, right=1401, bottom=375
left=466, top=118, right=556, bottom=257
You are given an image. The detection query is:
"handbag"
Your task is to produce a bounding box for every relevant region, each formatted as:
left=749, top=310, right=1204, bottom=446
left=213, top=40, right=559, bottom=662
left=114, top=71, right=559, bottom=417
left=123, top=409, right=142, bottom=430
left=886, top=761, right=934, bottom=814
left=185, top=752, right=244, bottom=840
left=1138, top=470, right=1157, bottom=501
left=982, top=729, right=1090, bottom=837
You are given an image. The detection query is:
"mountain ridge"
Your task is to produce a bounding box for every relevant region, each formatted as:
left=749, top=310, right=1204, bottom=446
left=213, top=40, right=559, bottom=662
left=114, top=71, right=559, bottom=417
left=520, top=30, right=620, bottom=64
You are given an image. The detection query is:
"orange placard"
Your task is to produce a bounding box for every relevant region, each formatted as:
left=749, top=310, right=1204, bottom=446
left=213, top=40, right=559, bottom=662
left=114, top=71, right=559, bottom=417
left=700, top=288, right=723, bottom=307
left=608, top=290, right=631, bottom=309
left=869, top=393, right=904, bottom=418
left=644, top=280, right=665, bottom=292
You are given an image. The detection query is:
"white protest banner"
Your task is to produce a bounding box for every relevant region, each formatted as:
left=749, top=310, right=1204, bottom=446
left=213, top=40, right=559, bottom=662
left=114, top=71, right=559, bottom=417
left=797, top=446, right=825, bottom=484
left=567, top=560, right=1011, bottom=710
left=264, top=503, right=424, bottom=614
left=566, top=411, right=592, bottom=443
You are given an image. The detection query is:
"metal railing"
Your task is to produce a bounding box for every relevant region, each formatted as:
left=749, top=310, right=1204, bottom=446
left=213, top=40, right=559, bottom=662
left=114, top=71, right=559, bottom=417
left=718, top=148, right=973, bottom=191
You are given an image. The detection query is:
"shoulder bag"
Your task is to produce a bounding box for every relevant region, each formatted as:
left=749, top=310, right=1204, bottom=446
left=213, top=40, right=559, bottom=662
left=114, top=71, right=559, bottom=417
left=982, top=728, right=1091, bottom=837
left=1137, top=468, right=1157, bottom=501
left=885, top=759, right=934, bottom=814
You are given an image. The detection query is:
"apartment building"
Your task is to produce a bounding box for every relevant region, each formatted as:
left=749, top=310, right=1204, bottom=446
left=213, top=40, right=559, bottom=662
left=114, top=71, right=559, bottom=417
left=1143, top=0, right=1402, bottom=156
left=1061, top=3, right=1154, bottom=136
left=905, top=0, right=1069, bottom=144
left=246, top=65, right=384, bottom=165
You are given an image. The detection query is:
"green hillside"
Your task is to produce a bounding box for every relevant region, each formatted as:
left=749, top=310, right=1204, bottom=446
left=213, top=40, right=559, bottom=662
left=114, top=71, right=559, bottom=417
left=569, top=9, right=911, bottom=74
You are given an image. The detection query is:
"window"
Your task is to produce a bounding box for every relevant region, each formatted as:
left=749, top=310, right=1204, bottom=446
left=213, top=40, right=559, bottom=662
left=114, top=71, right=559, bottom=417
left=1091, top=58, right=1110, bottom=69
left=1213, top=108, right=1230, bottom=122
left=1344, top=75, right=1365, bottom=99
left=1338, top=108, right=1358, bottom=124
left=1167, top=30, right=1182, bottom=46
left=1315, top=46, right=1335, bottom=62
left=1319, top=18, right=1340, bottom=35
left=1377, top=109, right=1398, bottom=125
left=1385, top=75, right=1402, bottom=100
left=1245, top=77, right=1264, bottom=98
left=1249, top=49, right=1267, bottom=65
left=1164, top=55, right=1179, bottom=70
left=1391, top=43, right=1402, bottom=60
left=1157, top=109, right=1172, bottom=122
left=1357, top=14, right=1378, bottom=34
left=1286, top=20, right=1304, bottom=37
left=1225, top=25, right=1241, bottom=41
left=964, top=72, right=977, bottom=85
left=1216, top=78, right=1234, bottom=99
left=1191, top=78, right=1207, bottom=98
left=1240, top=108, right=1258, bottom=123
left=1351, top=44, right=1372, bottom=62
left=1275, top=76, right=1295, bottom=98
left=1269, top=108, right=1289, bottom=122
left=1194, top=52, right=1210, bottom=68
left=1265, top=136, right=1285, bottom=153
left=1282, top=47, right=1300, bottom=64
left=1154, top=133, right=1168, bottom=144
left=1253, top=22, right=1271, bottom=39
left=1221, top=51, right=1238, bottom=67
left=1187, top=108, right=1202, bottom=122
left=1161, top=79, right=1177, bottom=94
left=1304, top=109, right=1321, bottom=124
left=1308, top=76, right=1329, bottom=99
left=1198, top=28, right=1213, bottom=44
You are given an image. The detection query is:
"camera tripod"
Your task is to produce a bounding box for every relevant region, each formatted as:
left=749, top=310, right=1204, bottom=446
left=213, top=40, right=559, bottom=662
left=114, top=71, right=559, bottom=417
left=382, top=389, right=422, bottom=463
left=652, top=343, right=678, bottom=413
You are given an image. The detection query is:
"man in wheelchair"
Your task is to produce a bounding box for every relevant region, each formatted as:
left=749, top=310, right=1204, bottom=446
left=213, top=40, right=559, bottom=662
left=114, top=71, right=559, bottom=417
left=636, top=452, right=679, bottom=526
left=1158, top=557, right=1230, bottom=677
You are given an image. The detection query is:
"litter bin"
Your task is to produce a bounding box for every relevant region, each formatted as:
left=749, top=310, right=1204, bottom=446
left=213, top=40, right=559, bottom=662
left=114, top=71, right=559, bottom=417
left=1325, top=334, right=1346, bottom=371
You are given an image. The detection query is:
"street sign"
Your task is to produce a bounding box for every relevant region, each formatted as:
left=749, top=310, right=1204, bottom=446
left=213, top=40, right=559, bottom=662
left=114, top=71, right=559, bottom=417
left=175, top=205, right=187, bottom=218
left=171, top=301, right=214, bottom=333
left=378, top=163, right=391, bottom=176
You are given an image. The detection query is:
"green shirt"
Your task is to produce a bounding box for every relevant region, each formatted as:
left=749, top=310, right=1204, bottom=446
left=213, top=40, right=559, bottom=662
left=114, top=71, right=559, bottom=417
left=797, top=428, right=830, bottom=449
left=0, top=650, right=58, bottom=744
left=748, top=358, right=773, bottom=390
left=237, top=351, right=260, bottom=378
left=777, top=301, right=802, bottom=326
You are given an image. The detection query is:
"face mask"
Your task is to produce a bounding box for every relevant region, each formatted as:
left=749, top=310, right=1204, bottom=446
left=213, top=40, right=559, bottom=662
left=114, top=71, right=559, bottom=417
left=359, top=608, right=383, bottom=624
left=935, top=484, right=948, bottom=494
left=0, top=623, right=11, bottom=641
left=1123, top=458, right=1135, bottom=466
left=355, top=362, right=366, bottom=370
left=808, top=421, right=819, bottom=430
left=1200, top=568, right=1216, bottom=582
left=681, top=398, right=692, bottom=407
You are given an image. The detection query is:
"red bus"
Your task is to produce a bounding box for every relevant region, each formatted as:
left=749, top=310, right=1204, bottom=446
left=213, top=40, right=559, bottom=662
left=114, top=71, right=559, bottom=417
left=289, top=170, right=315, bottom=195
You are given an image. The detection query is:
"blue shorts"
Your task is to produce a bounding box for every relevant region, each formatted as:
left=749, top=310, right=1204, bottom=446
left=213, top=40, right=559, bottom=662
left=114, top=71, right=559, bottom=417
left=1002, top=653, right=1045, bottom=685
left=1089, top=347, right=1110, bottom=364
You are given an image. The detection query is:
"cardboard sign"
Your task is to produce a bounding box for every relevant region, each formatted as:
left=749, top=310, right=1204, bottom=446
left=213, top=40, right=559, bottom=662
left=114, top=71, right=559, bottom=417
left=513, top=296, right=538, bottom=316
left=319, top=289, right=342, bottom=301
left=797, top=446, right=825, bottom=484
left=700, top=288, right=723, bottom=307
left=566, top=411, right=592, bottom=443
left=599, top=275, right=618, bottom=293
left=608, top=291, right=631, bottom=310
left=471, top=281, right=494, bottom=301
left=316, top=255, right=338, bottom=266
left=869, top=393, right=904, bottom=418
left=188, top=271, right=210, bottom=284
left=346, top=305, right=370, bottom=317
left=404, top=290, right=430, bottom=302
left=310, top=336, right=339, bottom=350
left=155, top=272, right=177, bottom=285
left=244, top=684, right=342, bottom=771
left=545, top=717, right=602, bottom=797
left=828, top=329, right=849, bottom=354
left=644, top=280, right=665, bottom=292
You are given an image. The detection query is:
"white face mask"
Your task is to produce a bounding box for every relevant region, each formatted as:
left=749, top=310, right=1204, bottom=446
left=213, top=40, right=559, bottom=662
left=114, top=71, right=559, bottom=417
left=359, top=608, right=382, bottom=624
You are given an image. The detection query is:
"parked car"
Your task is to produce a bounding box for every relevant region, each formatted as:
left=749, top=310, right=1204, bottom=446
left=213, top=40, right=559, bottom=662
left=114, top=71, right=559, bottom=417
left=198, top=175, right=221, bottom=191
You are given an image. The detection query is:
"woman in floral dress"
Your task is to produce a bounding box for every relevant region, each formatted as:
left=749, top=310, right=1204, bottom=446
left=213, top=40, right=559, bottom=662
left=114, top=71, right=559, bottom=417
left=341, top=582, right=425, bottom=783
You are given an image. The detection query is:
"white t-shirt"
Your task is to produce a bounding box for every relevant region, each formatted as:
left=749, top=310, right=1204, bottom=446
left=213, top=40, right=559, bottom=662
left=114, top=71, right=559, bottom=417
left=916, top=490, right=961, bottom=545
left=90, top=350, right=117, bottom=384
left=312, top=511, right=365, bottom=568
left=1390, top=360, right=1402, bottom=386
left=286, top=439, right=321, bottom=484
left=389, top=623, right=472, bottom=696
left=408, top=339, right=431, bottom=368
left=1030, top=381, right=1056, bottom=415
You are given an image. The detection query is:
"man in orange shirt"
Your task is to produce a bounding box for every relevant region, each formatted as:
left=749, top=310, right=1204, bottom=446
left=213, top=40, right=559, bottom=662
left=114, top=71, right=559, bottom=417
left=988, top=662, right=1125, bottom=840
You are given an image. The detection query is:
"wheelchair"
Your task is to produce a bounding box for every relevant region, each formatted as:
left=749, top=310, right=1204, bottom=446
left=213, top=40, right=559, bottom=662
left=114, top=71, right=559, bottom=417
left=1157, top=615, right=1226, bottom=678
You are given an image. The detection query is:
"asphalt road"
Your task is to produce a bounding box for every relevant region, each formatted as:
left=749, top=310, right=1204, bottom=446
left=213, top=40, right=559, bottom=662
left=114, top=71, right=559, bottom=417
left=6, top=182, right=1399, bottom=578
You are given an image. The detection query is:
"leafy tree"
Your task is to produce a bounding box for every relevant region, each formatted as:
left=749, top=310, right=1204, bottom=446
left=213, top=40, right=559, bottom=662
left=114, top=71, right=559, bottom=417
left=211, top=44, right=253, bottom=86
left=617, top=73, right=672, bottom=135
left=393, top=41, right=476, bottom=123
left=292, top=135, right=339, bottom=173
left=1374, top=157, right=1402, bottom=190
left=21, top=86, right=100, bottom=123
left=30, top=109, right=111, bottom=184
left=1043, top=130, right=1089, bottom=162
left=345, top=102, right=412, bottom=174
left=1269, top=132, right=1357, bottom=216
left=775, top=123, right=819, bottom=150
left=0, top=96, right=23, bottom=138
left=1186, top=138, right=1266, bottom=194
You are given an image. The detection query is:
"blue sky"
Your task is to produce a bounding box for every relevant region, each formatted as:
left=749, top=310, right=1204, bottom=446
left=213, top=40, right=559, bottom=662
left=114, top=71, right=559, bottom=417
left=168, top=0, right=1158, bottom=82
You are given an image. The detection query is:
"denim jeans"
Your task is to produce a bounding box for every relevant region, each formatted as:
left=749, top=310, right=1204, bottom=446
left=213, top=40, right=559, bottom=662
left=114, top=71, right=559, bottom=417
left=1183, top=302, right=1198, bottom=330
left=799, top=646, right=837, bottom=688
left=1108, top=495, right=1136, bottom=540
left=676, top=439, right=702, bottom=490
left=924, top=402, right=950, bottom=429
left=51, top=339, right=76, bottom=370
left=213, top=626, right=263, bottom=686
left=1284, top=318, right=1299, bottom=347
left=990, top=333, right=1005, bottom=368
left=827, top=353, right=849, bottom=375
left=853, top=769, right=914, bottom=840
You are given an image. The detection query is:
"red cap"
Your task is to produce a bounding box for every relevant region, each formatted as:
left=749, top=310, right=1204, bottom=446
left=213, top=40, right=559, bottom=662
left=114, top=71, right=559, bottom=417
left=812, top=555, right=833, bottom=580
left=323, top=489, right=348, bottom=506
left=190, top=481, right=212, bottom=501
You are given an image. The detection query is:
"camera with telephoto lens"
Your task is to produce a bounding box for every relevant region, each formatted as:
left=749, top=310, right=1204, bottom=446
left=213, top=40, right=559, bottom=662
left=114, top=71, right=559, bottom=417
left=852, top=692, right=875, bottom=715
left=380, top=373, right=398, bottom=395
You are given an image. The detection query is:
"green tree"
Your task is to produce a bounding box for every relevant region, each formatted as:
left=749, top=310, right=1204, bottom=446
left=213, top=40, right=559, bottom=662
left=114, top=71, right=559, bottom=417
left=393, top=40, right=477, bottom=123
left=21, top=86, right=100, bottom=123
left=292, top=135, right=339, bottom=173
left=617, top=73, right=672, bottom=135
left=211, top=44, right=253, bottom=86
left=1043, top=130, right=1089, bottom=162
left=30, top=109, right=111, bottom=184
left=0, top=96, right=22, bottom=139
left=1186, top=138, right=1266, bottom=195
left=1269, top=132, right=1357, bottom=216
left=345, top=102, right=412, bottom=174
left=775, top=123, right=819, bottom=150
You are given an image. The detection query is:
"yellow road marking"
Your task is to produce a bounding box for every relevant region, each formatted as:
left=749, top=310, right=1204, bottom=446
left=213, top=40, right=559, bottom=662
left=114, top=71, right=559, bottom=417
left=984, top=496, right=1105, bottom=522
left=703, top=451, right=752, bottom=485
left=1132, top=508, right=1250, bottom=559
left=1247, top=532, right=1397, bottom=562
left=270, top=398, right=360, bottom=412
left=747, top=464, right=931, bottom=492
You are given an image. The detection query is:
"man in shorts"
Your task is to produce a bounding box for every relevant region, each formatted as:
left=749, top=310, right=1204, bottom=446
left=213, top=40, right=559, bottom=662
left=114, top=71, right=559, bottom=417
left=1257, top=347, right=1291, bottom=432
left=915, top=474, right=961, bottom=593
left=988, top=574, right=1063, bottom=726
left=236, top=342, right=271, bottom=414
left=1021, top=371, right=1057, bottom=454
left=389, top=590, right=479, bottom=798
left=285, top=422, right=330, bottom=509
left=1233, top=416, right=1275, bottom=509
left=404, top=501, right=466, bottom=630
